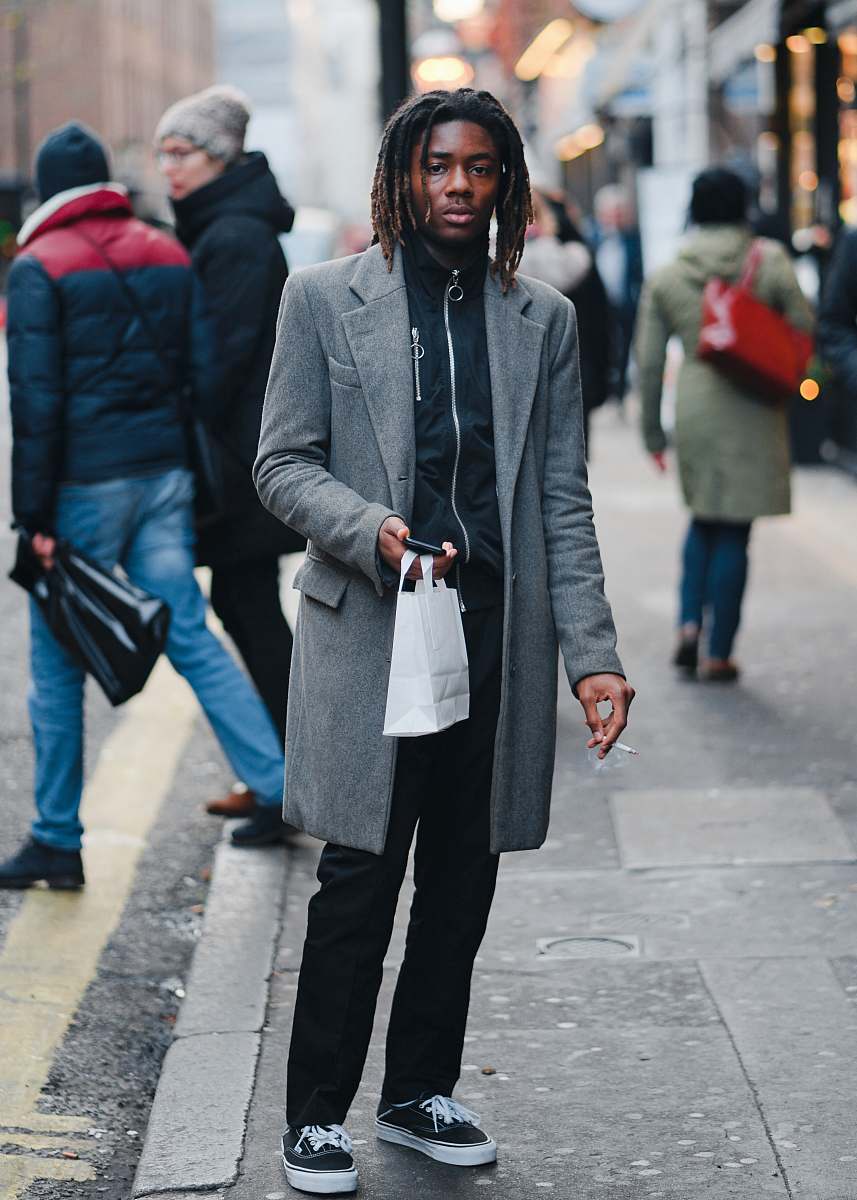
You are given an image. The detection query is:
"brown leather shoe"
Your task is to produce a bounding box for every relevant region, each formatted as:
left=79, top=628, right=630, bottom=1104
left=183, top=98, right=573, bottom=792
left=700, top=659, right=740, bottom=682
left=206, top=783, right=256, bottom=817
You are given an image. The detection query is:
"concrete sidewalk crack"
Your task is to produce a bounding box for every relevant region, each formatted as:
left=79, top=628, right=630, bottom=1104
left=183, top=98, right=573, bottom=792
left=697, top=961, right=794, bottom=1199
left=174, top=1026, right=264, bottom=1040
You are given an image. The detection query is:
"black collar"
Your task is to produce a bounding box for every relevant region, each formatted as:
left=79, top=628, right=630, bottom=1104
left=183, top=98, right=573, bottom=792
left=401, top=231, right=488, bottom=304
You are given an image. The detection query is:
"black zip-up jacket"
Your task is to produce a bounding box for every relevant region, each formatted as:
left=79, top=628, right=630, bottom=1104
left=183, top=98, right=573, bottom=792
left=172, top=151, right=304, bottom=567
left=402, top=233, right=503, bottom=611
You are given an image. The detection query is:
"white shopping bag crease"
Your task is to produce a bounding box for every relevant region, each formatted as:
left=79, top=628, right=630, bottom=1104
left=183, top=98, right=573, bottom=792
left=383, top=551, right=470, bottom=737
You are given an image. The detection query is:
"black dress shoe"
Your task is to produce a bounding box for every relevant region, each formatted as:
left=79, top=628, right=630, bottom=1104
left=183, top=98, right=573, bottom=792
left=231, top=804, right=293, bottom=848
left=375, top=1094, right=497, bottom=1166
left=0, top=838, right=85, bottom=889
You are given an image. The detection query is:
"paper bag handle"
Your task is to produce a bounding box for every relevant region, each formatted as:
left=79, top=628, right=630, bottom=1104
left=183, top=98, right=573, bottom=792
left=398, top=550, right=436, bottom=592
left=397, top=550, right=445, bottom=650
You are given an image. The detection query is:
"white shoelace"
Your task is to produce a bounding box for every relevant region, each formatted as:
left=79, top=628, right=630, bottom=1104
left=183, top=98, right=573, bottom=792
left=295, top=1124, right=352, bottom=1154
left=419, top=1094, right=480, bottom=1132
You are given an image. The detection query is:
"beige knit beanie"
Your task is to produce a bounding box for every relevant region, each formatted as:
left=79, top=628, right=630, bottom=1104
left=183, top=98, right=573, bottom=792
left=155, top=85, right=251, bottom=164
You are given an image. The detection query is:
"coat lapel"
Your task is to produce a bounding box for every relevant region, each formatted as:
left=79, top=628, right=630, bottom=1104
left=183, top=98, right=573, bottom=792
left=343, top=247, right=415, bottom=517
left=484, top=274, right=545, bottom=540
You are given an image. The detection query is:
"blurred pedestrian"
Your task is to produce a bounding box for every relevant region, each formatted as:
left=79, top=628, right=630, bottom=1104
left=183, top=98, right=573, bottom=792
left=521, top=187, right=611, bottom=448
left=635, top=167, right=813, bottom=681
left=255, top=87, right=632, bottom=1194
left=0, top=122, right=289, bottom=890
left=155, top=86, right=301, bottom=824
left=817, top=224, right=857, bottom=407
left=593, top=184, right=644, bottom=401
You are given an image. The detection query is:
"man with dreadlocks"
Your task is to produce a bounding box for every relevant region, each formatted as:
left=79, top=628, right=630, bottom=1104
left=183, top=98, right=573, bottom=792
left=254, top=87, right=634, bottom=1194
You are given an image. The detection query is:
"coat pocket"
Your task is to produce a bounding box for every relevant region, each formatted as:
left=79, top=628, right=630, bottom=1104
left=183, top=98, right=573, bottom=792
left=328, top=356, right=361, bottom=389
left=293, top=555, right=350, bottom=609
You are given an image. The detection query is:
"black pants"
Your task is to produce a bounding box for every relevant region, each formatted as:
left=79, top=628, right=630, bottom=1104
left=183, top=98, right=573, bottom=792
left=209, top=557, right=293, bottom=741
left=286, top=606, right=503, bottom=1128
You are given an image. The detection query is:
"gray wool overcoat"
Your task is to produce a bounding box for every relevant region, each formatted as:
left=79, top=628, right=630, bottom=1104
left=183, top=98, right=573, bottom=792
left=254, top=242, right=623, bottom=855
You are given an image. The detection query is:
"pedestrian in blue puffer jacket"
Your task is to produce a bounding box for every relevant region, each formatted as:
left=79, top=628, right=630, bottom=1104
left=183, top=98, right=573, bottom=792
left=0, top=121, right=288, bottom=892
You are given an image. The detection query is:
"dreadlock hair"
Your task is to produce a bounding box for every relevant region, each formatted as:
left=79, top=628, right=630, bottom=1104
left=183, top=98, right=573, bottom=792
left=370, top=88, right=533, bottom=294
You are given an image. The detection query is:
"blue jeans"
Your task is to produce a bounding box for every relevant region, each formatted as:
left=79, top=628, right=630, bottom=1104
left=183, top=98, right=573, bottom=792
left=29, top=469, right=285, bottom=851
left=679, top=518, right=752, bottom=660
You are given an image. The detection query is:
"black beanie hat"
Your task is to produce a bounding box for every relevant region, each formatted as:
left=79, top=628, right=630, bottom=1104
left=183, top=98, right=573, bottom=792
left=35, top=121, right=110, bottom=203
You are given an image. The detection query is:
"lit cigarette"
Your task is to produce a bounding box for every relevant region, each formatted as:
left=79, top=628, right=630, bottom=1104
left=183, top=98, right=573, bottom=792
left=613, top=741, right=639, bottom=756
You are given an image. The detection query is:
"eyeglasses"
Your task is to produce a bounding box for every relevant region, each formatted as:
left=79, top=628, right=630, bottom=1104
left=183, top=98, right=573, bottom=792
left=156, top=147, right=204, bottom=166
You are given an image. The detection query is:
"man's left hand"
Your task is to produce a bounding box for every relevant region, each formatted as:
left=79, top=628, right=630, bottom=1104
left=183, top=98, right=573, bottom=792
left=577, top=673, right=635, bottom=759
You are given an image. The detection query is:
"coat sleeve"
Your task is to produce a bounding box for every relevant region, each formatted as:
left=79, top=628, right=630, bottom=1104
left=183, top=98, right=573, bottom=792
left=634, top=278, right=671, bottom=454
left=7, top=254, right=65, bottom=532
left=818, top=231, right=857, bottom=396
left=194, top=220, right=274, bottom=422
left=542, top=300, right=624, bottom=692
left=253, top=272, right=399, bottom=593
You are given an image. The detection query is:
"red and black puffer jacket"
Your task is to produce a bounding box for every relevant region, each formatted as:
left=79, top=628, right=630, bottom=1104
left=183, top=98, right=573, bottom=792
left=7, top=183, right=217, bottom=532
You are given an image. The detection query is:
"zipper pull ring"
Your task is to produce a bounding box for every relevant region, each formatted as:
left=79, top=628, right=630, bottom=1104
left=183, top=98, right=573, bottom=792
left=447, top=269, right=464, bottom=303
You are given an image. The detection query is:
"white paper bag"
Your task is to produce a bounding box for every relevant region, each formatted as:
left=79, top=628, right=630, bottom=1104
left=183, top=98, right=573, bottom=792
left=383, top=551, right=470, bottom=737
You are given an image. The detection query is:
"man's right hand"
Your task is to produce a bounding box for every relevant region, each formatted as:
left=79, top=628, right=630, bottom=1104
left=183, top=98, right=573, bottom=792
left=31, top=533, right=56, bottom=571
left=378, top=517, right=457, bottom=582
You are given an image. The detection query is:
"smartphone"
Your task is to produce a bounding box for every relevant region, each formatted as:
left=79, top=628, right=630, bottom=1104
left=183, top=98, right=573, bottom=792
left=403, top=536, right=447, bottom=556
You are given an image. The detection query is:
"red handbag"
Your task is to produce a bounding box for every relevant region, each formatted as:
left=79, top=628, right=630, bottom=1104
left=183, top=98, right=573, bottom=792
left=697, top=240, right=813, bottom=402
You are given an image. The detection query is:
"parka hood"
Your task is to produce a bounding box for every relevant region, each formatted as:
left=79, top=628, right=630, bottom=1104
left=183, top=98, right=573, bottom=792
left=17, top=183, right=131, bottom=247
left=171, top=151, right=295, bottom=246
left=677, top=223, right=753, bottom=285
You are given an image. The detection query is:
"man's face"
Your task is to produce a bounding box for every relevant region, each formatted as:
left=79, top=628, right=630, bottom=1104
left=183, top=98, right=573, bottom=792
left=408, top=119, right=501, bottom=253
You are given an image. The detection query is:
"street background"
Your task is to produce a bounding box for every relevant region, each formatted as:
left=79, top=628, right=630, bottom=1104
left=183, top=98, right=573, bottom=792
left=221, top=410, right=857, bottom=1200
left=2, top=382, right=857, bottom=1198
left=1, top=0, right=857, bottom=1197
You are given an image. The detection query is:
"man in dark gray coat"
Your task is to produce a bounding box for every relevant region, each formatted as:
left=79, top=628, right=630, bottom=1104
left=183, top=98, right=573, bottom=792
left=249, top=89, right=635, bottom=1195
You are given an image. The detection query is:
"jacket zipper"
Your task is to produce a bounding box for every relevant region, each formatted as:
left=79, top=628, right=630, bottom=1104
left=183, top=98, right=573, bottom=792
left=411, top=326, right=424, bottom=403
left=443, top=268, right=469, bottom=612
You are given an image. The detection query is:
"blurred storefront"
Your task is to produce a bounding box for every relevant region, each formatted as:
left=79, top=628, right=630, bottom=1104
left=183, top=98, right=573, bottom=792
left=482, top=0, right=857, bottom=467
left=703, top=1, right=857, bottom=465
left=776, top=1, right=857, bottom=465
left=0, top=0, right=215, bottom=223
left=487, top=1, right=856, bottom=250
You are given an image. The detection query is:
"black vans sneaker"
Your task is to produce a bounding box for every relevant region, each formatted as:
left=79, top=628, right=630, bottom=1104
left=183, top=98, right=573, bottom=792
left=281, top=1124, right=357, bottom=1194
left=0, top=838, right=84, bottom=890
left=375, top=1094, right=497, bottom=1166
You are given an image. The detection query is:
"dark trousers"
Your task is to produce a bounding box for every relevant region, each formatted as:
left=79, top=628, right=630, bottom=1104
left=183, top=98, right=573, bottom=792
left=610, top=303, right=637, bottom=401
left=680, top=518, right=752, bottom=659
left=209, top=556, right=293, bottom=741
left=286, top=606, right=503, bottom=1129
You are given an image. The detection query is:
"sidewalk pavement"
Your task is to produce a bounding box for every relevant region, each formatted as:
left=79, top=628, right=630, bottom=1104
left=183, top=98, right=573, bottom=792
left=132, top=407, right=857, bottom=1200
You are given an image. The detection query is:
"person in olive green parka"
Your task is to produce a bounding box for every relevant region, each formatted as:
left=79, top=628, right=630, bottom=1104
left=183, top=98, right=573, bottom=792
left=635, top=168, right=813, bottom=679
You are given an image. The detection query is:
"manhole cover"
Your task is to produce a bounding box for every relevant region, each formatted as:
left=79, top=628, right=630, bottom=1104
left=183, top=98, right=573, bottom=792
left=536, top=935, right=640, bottom=959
